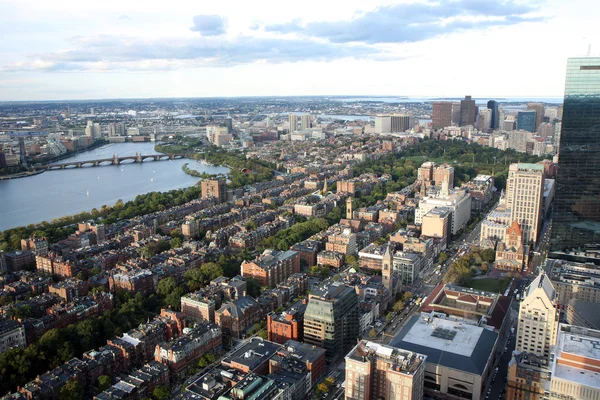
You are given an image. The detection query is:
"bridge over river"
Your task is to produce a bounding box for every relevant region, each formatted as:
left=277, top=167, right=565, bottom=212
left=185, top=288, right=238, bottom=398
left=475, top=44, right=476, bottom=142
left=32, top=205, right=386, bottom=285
left=41, top=153, right=185, bottom=170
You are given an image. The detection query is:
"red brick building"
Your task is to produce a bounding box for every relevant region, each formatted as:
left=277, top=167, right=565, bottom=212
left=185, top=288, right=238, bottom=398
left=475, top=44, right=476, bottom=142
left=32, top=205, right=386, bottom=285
left=266, top=300, right=306, bottom=344
left=241, top=249, right=300, bottom=288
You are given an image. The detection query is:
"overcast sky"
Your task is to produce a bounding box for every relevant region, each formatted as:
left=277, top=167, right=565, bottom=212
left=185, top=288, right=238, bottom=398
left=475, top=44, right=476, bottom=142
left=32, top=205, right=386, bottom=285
left=0, top=0, right=598, bottom=101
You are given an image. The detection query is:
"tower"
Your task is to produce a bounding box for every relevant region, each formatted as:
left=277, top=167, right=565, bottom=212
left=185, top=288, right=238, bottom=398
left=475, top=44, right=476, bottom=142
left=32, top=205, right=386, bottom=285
left=382, top=244, right=393, bottom=291
left=322, top=178, right=328, bottom=195
left=550, top=57, right=600, bottom=256
left=346, top=197, right=353, bottom=220
left=288, top=113, right=298, bottom=132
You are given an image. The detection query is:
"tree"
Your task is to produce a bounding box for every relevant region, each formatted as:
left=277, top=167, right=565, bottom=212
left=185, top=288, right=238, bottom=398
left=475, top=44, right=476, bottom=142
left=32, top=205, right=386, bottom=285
left=98, top=375, right=112, bottom=391
left=170, top=237, right=183, bottom=249
left=12, top=305, right=31, bottom=320
left=153, top=385, right=170, bottom=400
left=317, top=383, right=329, bottom=394
left=385, top=313, right=393, bottom=322
left=157, top=277, right=177, bottom=297
left=184, top=268, right=204, bottom=291
left=393, top=300, right=404, bottom=312
left=481, top=248, right=496, bottom=262
left=59, top=380, right=84, bottom=400
left=200, top=262, right=224, bottom=283
left=368, top=329, right=377, bottom=338
left=170, top=228, right=183, bottom=240
left=246, top=278, right=262, bottom=298
left=438, top=252, right=448, bottom=264
left=197, top=353, right=217, bottom=368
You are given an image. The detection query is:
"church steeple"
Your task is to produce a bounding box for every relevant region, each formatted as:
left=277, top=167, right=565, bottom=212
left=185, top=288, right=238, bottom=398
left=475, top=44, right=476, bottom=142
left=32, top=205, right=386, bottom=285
left=346, top=196, right=353, bottom=220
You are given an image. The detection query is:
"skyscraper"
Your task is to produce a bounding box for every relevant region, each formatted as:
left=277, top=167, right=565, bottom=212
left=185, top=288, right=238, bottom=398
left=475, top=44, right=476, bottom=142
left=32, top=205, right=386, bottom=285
left=517, top=110, right=537, bottom=132
left=390, top=114, right=411, bottom=132
left=374, top=115, right=391, bottom=134
left=288, top=113, right=298, bottom=132
left=527, top=102, right=544, bottom=130
left=459, top=95, right=477, bottom=126
left=487, top=100, right=499, bottom=129
left=432, top=101, right=452, bottom=129
left=303, top=281, right=359, bottom=359
left=506, top=163, right=545, bottom=244
left=300, top=113, right=311, bottom=130
left=550, top=57, right=600, bottom=257
left=516, top=273, right=558, bottom=362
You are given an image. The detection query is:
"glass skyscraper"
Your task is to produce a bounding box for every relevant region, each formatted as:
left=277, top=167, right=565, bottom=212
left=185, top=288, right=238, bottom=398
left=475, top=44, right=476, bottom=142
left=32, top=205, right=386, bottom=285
left=550, top=57, right=600, bottom=258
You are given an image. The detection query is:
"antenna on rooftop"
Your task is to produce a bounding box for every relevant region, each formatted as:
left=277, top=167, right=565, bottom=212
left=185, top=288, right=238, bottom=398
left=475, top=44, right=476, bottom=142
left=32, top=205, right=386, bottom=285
left=587, top=43, right=591, bottom=57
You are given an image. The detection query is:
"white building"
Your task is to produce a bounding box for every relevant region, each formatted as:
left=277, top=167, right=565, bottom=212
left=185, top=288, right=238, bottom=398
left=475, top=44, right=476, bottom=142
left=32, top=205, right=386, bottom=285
left=516, top=273, right=558, bottom=362
left=0, top=320, right=26, bottom=355
left=415, top=179, right=472, bottom=235
left=374, top=115, right=391, bottom=134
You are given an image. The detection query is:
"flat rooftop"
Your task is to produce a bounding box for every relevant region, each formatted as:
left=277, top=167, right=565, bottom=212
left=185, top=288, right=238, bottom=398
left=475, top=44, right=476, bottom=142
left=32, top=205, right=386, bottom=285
left=391, top=314, right=498, bottom=375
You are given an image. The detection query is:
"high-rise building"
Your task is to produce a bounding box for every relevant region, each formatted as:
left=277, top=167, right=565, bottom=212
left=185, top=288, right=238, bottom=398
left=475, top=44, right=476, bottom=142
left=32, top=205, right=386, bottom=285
left=432, top=101, right=453, bottom=130
left=527, top=102, right=544, bottom=130
left=517, top=110, right=537, bottom=132
left=390, top=114, right=411, bottom=132
left=303, top=281, right=359, bottom=359
left=505, top=163, right=545, bottom=244
left=201, top=178, right=226, bottom=202
left=451, top=102, right=461, bottom=125
left=459, top=95, right=477, bottom=126
left=345, top=340, right=426, bottom=400
left=487, top=100, right=499, bottom=129
left=18, top=137, right=26, bottom=165
left=550, top=57, right=600, bottom=257
left=300, top=114, right=311, bottom=130
left=516, top=273, right=558, bottom=362
left=288, top=114, right=298, bottom=132
left=374, top=115, right=391, bottom=134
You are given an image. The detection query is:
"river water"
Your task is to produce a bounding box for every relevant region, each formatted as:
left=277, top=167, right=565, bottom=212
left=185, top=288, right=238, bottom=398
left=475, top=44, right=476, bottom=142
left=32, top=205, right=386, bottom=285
left=0, top=142, right=229, bottom=231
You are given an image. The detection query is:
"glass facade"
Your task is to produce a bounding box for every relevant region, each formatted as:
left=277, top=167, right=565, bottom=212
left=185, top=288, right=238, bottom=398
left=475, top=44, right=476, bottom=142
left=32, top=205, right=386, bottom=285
left=517, top=110, right=536, bottom=132
left=550, top=57, right=600, bottom=255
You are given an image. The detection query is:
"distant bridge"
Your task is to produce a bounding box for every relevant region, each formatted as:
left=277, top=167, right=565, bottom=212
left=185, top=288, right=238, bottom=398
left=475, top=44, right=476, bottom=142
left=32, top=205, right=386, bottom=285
left=42, top=153, right=185, bottom=170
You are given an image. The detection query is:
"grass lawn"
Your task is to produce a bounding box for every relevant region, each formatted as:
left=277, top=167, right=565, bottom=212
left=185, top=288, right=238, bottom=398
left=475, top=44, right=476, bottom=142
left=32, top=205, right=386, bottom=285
left=404, top=155, right=447, bottom=164
left=469, top=278, right=510, bottom=293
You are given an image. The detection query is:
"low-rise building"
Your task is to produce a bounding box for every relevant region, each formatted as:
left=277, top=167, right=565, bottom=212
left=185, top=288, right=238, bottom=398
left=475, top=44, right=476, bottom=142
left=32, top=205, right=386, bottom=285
left=215, top=296, right=262, bottom=339
left=181, top=293, right=216, bottom=323
left=154, top=323, right=222, bottom=379
left=266, top=300, right=306, bottom=344
left=548, top=258, right=600, bottom=309
left=0, top=319, right=26, bottom=355
left=241, top=249, right=300, bottom=288
left=316, top=250, right=344, bottom=269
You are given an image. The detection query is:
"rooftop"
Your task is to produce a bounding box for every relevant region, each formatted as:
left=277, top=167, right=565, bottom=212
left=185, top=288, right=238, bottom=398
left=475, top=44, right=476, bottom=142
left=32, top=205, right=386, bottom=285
left=346, top=340, right=426, bottom=376
left=390, top=313, right=498, bottom=375
left=553, top=325, right=600, bottom=389
left=222, top=338, right=282, bottom=371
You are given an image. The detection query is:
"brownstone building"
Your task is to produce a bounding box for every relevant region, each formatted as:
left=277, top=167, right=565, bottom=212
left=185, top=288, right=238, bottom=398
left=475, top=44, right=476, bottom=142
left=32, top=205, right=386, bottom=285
left=266, top=300, right=306, bottom=344
left=506, top=352, right=550, bottom=400
left=36, top=254, right=76, bottom=278
left=241, top=249, right=299, bottom=288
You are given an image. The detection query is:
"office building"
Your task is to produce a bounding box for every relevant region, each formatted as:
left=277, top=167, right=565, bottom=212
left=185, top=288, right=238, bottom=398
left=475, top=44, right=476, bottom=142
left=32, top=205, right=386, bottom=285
left=528, top=102, right=545, bottom=130
left=487, top=100, right=499, bottom=129
left=432, top=101, right=453, bottom=130
left=516, top=273, right=558, bottom=362
left=459, top=95, right=477, bottom=126
left=463, top=174, right=495, bottom=212
left=300, top=113, right=311, bottom=130
left=201, top=178, right=226, bottom=202
left=345, top=340, right=426, bottom=400
left=374, top=115, right=391, bottom=134
left=390, top=114, right=411, bottom=132
left=505, top=163, right=545, bottom=244
left=415, top=180, right=472, bottom=235
left=392, top=251, right=423, bottom=285
left=421, top=208, right=451, bottom=245
left=288, top=113, right=298, bottom=132
left=433, top=164, right=454, bottom=187
left=550, top=58, right=600, bottom=258
left=547, top=258, right=600, bottom=308
left=517, top=110, right=537, bottom=132
left=303, top=281, right=359, bottom=359
left=18, top=137, right=26, bottom=165
left=549, top=324, right=600, bottom=400
left=391, top=313, right=498, bottom=400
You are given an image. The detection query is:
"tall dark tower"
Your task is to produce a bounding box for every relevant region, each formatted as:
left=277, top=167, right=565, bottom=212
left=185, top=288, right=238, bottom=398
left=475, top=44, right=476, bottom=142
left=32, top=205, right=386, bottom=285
left=550, top=58, right=600, bottom=261
left=487, top=100, right=499, bottom=129
left=18, top=137, right=26, bottom=166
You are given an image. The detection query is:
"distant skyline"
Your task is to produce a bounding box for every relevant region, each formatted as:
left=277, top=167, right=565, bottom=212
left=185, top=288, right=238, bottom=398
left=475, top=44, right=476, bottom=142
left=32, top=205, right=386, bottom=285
left=0, top=0, right=598, bottom=101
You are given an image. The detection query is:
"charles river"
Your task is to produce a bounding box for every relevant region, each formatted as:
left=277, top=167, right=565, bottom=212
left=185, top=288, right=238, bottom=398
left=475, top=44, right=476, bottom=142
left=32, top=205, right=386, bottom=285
left=0, top=142, right=230, bottom=232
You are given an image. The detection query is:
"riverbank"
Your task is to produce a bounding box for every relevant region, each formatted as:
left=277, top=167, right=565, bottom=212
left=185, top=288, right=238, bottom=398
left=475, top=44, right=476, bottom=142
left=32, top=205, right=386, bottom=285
left=0, top=169, right=45, bottom=180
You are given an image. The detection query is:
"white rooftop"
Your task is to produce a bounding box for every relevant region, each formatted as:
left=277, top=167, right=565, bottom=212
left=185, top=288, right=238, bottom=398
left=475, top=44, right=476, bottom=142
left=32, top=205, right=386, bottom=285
left=553, top=363, right=600, bottom=390
left=402, top=316, right=484, bottom=357
left=552, top=326, right=600, bottom=389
